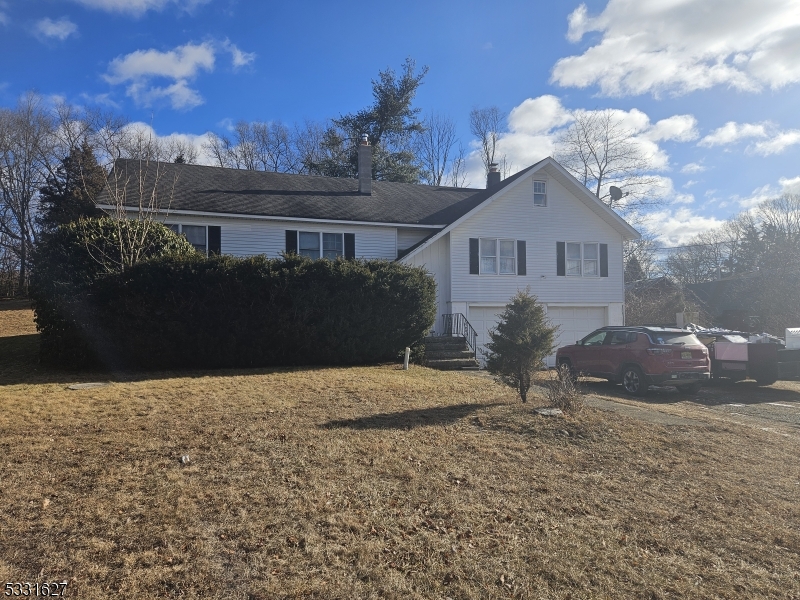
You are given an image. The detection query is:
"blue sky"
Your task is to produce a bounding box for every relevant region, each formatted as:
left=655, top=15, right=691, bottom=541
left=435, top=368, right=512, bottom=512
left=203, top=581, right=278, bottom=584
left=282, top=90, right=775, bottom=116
left=2, top=0, right=799, bottom=244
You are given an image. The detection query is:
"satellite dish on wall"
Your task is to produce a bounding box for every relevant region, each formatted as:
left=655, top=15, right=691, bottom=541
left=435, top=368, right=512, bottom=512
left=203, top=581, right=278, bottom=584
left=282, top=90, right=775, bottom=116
left=609, top=186, right=623, bottom=202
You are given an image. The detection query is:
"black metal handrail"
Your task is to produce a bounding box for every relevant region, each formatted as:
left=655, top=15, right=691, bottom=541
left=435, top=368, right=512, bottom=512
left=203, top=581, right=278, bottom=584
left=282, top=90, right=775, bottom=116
left=441, top=313, right=479, bottom=359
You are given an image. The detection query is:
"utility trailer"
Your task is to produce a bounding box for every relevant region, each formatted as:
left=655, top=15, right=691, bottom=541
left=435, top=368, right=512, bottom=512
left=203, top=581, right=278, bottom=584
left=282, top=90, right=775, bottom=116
left=689, top=328, right=800, bottom=385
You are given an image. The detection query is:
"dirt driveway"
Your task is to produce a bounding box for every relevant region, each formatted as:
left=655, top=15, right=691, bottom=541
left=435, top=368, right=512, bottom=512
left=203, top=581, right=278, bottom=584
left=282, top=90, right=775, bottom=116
left=582, top=377, right=800, bottom=434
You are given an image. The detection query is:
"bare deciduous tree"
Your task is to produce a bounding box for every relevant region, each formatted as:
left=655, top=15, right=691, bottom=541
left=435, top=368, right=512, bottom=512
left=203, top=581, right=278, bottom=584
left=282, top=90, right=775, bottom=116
left=99, top=157, right=178, bottom=272
left=415, top=112, right=457, bottom=186
left=0, top=93, right=58, bottom=288
left=469, top=106, right=505, bottom=176
left=447, top=143, right=470, bottom=188
left=554, top=109, right=661, bottom=212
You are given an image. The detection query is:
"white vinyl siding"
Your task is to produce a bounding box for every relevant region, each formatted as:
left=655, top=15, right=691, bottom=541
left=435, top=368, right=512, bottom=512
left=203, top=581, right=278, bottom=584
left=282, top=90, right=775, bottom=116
left=397, top=227, right=438, bottom=256
left=161, top=216, right=397, bottom=260
left=405, top=233, right=450, bottom=335
left=448, top=167, right=624, bottom=306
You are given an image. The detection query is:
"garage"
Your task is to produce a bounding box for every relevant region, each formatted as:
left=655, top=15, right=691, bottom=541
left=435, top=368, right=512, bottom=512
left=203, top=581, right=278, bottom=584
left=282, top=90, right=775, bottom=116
left=469, top=304, right=607, bottom=367
left=545, top=306, right=607, bottom=366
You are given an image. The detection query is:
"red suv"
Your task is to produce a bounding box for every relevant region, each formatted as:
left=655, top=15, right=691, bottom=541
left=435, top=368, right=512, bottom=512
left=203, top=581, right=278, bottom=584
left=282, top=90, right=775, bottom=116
left=556, top=326, right=711, bottom=395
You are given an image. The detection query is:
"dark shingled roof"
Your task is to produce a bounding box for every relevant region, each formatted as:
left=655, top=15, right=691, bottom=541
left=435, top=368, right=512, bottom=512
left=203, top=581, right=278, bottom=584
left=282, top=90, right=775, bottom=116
left=97, top=159, right=540, bottom=226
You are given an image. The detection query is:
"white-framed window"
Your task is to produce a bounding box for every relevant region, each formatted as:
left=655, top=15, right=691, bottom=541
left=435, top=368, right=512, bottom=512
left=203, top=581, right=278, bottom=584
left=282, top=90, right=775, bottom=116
left=167, top=223, right=207, bottom=254
left=583, top=242, right=599, bottom=276
left=299, top=231, right=344, bottom=260
left=480, top=238, right=516, bottom=275
left=533, top=180, right=547, bottom=206
left=566, top=242, right=600, bottom=277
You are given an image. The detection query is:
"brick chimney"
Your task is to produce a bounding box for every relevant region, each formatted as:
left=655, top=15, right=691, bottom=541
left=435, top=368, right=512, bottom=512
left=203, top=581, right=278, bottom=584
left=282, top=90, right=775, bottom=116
left=358, top=133, right=372, bottom=195
left=487, top=162, right=501, bottom=189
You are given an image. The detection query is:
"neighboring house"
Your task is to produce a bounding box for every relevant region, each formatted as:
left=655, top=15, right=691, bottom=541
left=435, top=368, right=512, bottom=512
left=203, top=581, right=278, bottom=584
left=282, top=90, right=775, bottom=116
left=97, top=141, right=640, bottom=365
left=687, top=273, right=774, bottom=332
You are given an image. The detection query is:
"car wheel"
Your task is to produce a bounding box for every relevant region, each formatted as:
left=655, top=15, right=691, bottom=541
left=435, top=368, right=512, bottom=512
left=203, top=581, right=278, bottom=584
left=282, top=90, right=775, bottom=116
left=557, top=358, right=577, bottom=382
left=621, top=366, right=648, bottom=396
left=677, top=382, right=702, bottom=395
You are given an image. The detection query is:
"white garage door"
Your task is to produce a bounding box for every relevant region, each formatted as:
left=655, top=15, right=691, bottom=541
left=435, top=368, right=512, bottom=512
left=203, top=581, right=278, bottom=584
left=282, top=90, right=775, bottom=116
left=468, top=306, right=505, bottom=365
left=546, top=306, right=607, bottom=367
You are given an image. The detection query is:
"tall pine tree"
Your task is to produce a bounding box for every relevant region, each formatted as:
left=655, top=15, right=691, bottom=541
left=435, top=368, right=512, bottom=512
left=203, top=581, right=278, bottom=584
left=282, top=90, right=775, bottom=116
left=38, top=141, right=104, bottom=233
left=311, top=58, right=428, bottom=183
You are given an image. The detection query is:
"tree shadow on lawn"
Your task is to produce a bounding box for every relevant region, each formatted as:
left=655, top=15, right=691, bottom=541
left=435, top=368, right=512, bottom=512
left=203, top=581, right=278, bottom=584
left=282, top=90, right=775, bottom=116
left=0, top=332, right=353, bottom=387
left=581, top=378, right=800, bottom=406
left=322, top=402, right=503, bottom=430
left=0, top=299, right=32, bottom=311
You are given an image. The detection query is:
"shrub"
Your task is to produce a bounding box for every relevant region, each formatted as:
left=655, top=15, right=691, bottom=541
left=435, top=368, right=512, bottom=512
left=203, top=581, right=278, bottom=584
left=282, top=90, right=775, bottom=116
left=34, top=246, right=437, bottom=370
left=484, top=290, right=559, bottom=403
left=545, top=365, right=584, bottom=413
left=31, top=217, right=195, bottom=366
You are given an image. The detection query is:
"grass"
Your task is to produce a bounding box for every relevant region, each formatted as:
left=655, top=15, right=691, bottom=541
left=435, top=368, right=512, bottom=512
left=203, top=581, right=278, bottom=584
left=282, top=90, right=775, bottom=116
left=1, top=301, right=799, bottom=599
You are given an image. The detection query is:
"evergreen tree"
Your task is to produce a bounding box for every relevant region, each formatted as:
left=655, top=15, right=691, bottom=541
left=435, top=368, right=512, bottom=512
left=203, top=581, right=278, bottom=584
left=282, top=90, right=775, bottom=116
left=38, top=141, right=104, bottom=233
left=484, top=290, right=559, bottom=403
left=311, top=58, right=428, bottom=183
left=624, top=255, right=645, bottom=283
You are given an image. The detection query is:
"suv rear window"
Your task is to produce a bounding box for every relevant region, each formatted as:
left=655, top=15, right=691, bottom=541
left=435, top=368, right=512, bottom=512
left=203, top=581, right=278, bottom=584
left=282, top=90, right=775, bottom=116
left=650, top=332, right=702, bottom=345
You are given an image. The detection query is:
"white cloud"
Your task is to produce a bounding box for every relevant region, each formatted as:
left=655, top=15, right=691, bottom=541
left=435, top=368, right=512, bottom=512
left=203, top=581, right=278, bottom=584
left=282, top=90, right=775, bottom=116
left=122, top=121, right=215, bottom=164
left=460, top=96, right=695, bottom=200
left=552, top=0, right=800, bottom=96
left=751, top=129, right=800, bottom=156
left=697, top=121, right=800, bottom=155
left=681, top=162, right=706, bottom=174
left=683, top=180, right=698, bottom=188
left=222, top=39, right=256, bottom=68
left=733, top=176, right=800, bottom=209
left=698, top=121, right=769, bottom=147
left=71, top=0, right=209, bottom=17
left=35, top=17, right=77, bottom=40
left=643, top=115, right=698, bottom=143
left=105, top=40, right=253, bottom=109
left=779, top=176, right=800, bottom=195
left=642, top=208, right=726, bottom=246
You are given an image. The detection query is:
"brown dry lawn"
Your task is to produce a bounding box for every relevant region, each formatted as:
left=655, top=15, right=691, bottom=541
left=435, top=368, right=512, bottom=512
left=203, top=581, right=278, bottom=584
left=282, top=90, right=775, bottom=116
left=1, top=299, right=799, bottom=599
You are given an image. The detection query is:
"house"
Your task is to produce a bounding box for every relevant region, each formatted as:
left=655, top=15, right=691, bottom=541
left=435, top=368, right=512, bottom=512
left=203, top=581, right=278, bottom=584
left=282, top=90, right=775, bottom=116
left=97, top=140, right=640, bottom=365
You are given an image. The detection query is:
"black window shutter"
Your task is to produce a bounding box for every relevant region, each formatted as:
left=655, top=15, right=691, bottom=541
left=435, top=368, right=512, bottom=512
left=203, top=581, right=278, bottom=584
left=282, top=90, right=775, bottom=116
left=556, top=242, right=566, bottom=276
left=344, top=233, right=355, bottom=259
left=208, top=226, right=221, bottom=255
left=517, top=240, right=526, bottom=276
left=469, top=238, right=479, bottom=274
left=600, top=243, right=609, bottom=277
left=285, top=230, right=297, bottom=254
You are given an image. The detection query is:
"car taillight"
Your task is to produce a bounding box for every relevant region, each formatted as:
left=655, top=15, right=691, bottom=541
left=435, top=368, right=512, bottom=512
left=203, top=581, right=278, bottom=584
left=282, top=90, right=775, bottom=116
left=647, top=347, right=672, bottom=355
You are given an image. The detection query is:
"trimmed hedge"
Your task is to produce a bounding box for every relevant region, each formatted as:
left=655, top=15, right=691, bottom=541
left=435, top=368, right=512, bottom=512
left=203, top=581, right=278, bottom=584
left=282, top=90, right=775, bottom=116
left=32, top=222, right=436, bottom=369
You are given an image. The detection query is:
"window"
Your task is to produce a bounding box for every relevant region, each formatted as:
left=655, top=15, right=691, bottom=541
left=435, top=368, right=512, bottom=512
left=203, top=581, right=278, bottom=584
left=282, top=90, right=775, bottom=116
left=566, top=242, right=600, bottom=277
left=557, top=241, right=608, bottom=278
left=167, top=224, right=207, bottom=254
left=480, top=238, right=516, bottom=275
left=609, top=331, right=634, bottom=345
left=583, top=243, right=599, bottom=276
left=299, top=231, right=320, bottom=259
left=299, top=231, right=344, bottom=260
left=533, top=180, right=547, bottom=206
left=322, top=233, right=343, bottom=260
left=581, top=331, right=607, bottom=346
left=566, top=242, right=582, bottom=276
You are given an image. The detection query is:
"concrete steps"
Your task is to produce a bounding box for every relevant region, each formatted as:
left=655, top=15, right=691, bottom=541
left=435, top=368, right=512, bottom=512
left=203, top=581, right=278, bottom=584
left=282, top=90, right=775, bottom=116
left=423, top=336, right=480, bottom=370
